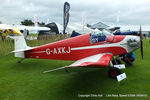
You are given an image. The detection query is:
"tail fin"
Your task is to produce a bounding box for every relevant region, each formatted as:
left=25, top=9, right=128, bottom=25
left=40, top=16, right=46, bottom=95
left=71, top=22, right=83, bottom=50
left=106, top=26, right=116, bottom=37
left=14, top=36, right=28, bottom=58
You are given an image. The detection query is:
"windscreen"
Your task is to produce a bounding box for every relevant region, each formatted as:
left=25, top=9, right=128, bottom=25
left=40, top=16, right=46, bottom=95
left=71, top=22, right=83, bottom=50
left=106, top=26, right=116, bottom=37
left=90, top=29, right=113, bottom=44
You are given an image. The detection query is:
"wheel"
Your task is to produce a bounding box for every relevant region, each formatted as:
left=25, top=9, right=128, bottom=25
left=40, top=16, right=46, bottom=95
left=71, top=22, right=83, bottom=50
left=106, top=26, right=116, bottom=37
left=18, top=61, right=21, bottom=63
left=112, top=59, right=122, bottom=65
left=108, top=67, right=121, bottom=79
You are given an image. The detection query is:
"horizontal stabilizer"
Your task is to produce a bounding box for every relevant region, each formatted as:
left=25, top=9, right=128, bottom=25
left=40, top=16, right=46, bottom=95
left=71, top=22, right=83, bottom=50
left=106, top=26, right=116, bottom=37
left=10, top=47, right=33, bottom=53
left=43, top=67, right=66, bottom=73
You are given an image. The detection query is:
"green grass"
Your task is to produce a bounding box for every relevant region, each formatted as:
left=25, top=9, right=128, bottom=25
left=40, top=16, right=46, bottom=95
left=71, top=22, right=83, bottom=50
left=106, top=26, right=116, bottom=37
left=0, top=39, right=14, bottom=56
left=28, top=33, right=38, bottom=37
left=0, top=39, right=150, bottom=100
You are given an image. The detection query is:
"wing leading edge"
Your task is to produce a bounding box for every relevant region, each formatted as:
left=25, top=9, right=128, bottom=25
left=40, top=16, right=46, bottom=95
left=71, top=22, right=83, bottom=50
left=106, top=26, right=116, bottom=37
left=43, top=53, right=113, bottom=73
left=67, top=53, right=113, bottom=68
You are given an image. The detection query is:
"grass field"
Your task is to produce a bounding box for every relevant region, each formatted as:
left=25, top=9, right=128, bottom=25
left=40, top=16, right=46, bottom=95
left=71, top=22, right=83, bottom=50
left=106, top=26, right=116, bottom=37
left=0, top=39, right=150, bottom=100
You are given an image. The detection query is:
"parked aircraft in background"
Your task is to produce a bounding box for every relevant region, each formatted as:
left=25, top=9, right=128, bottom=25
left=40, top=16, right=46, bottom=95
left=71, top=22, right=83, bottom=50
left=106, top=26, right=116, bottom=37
left=0, top=24, right=51, bottom=40
left=0, top=26, right=22, bottom=36
left=0, top=24, right=50, bottom=32
left=105, top=11, right=150, bottom=35
left=0, top=24, right=23, bottom=41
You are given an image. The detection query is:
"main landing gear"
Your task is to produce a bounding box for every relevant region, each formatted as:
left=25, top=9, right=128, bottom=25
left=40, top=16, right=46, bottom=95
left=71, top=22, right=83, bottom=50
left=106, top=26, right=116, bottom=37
left=112, top=59, right=122, bottom=65
left=108, top=67, right=121, bottom=79
left=109, top=56, right=122, bottom=79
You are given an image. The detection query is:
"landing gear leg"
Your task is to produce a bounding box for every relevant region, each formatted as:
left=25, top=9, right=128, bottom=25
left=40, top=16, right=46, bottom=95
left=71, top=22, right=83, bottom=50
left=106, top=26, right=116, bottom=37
left=18, top=58, right=25, bottom=63
left=112, top=56, right=122, bottom=65
left=108, top=67, right=121, bottom=79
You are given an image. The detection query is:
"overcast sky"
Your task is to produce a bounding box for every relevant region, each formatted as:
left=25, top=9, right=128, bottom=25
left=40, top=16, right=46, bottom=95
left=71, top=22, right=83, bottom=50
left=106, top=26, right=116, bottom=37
left=0, top=0, right=150, bottom=26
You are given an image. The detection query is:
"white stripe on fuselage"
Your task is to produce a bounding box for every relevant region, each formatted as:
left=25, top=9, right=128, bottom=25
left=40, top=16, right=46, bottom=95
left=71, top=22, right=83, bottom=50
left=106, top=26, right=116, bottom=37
left=30, top=36, right=129, bottom=54
left=71, top=39, right=127, bottom=51
left=29, top=51, right=46, bottom=54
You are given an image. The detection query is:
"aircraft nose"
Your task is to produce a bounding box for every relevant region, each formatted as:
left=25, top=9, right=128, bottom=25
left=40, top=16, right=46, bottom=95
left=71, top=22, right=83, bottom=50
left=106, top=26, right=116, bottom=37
left=127, top=36, right=140, bottom=47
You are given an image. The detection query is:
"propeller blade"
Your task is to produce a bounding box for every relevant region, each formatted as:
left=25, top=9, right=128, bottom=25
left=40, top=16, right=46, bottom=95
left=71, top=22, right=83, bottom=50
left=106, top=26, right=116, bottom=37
left=139, top=25, right=143, bottom=59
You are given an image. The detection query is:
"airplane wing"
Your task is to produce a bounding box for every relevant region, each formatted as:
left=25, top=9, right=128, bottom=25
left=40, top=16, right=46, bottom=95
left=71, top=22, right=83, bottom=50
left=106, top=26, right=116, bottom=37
left=0, top=24, right=50, bottom=31
left=67, top=53, right=113, bottom=68
left=16, top=25, right=50, bottom=31
left=120, top=25, right=150, bottom=32
left=0, top=24, right=23, bottom=36
left=43, top=53, right=113, bottom=73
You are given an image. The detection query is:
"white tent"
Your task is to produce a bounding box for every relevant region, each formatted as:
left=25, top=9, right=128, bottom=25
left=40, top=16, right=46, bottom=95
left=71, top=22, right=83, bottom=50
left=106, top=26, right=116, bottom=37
left=55, top=22, right=96, bottom=34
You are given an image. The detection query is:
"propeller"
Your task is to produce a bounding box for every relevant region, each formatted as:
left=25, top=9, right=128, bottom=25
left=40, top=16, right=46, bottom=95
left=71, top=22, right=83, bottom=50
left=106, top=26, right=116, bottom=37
left=139, top=25, right=143, bottom=59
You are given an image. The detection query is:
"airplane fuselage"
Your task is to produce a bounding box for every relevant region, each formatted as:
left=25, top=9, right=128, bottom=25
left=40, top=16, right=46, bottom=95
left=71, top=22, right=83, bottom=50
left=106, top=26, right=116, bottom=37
left=24, top=33, right=140, bottom=61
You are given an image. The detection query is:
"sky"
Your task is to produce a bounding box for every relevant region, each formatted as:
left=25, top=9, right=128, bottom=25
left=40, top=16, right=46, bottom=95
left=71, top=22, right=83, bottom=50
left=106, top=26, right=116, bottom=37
left=0, top=0, right=150, bottom=26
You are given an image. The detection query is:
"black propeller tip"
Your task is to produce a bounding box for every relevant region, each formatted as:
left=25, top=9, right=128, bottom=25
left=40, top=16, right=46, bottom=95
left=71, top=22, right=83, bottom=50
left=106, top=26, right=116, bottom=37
left=139, top=25, right=143, bottom=59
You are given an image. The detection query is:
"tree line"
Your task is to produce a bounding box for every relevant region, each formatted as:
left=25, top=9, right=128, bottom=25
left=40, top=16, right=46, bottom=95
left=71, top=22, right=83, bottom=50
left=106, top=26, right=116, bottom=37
left=0, top=20, right=92, bottom=28
left=0, top=20, right=45, bottom=26
left=21, top=19, right=45, bottom=26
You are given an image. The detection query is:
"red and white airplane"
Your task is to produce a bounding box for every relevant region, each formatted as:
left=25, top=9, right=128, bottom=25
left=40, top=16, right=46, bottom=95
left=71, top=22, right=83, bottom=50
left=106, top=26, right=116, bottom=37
left=11, top=29, right=142, bottom=79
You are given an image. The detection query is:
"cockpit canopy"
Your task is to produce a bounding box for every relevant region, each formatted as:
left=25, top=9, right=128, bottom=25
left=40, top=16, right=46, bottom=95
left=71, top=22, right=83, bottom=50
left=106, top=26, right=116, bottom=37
left=90, top=30, right=113, bottom=44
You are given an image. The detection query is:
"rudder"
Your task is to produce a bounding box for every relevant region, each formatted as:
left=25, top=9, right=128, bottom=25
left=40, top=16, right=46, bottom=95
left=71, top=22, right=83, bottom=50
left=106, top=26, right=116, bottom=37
left=14, top=36, right=27, bottom=58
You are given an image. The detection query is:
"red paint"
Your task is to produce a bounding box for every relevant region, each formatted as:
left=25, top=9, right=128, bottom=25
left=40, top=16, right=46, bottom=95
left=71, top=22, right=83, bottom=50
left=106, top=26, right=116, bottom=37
left=112, top=36, right=125, bottom=43
left=107, top=35, right=125, bottom=43
left=66, top=54, right=113, bottom=68
left=25, top=34, right=127, bottom=62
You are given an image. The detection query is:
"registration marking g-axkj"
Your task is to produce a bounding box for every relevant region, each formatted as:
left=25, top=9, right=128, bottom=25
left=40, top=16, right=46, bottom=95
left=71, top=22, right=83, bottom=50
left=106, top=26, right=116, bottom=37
left=46, top=47, right=71, bottom=55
